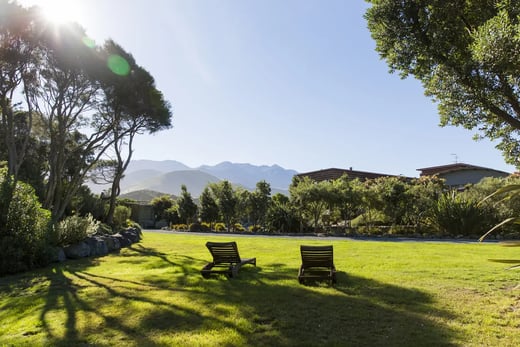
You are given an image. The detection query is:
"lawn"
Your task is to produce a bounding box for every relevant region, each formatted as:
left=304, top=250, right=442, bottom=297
left=1, top=232, right=520, bottom=346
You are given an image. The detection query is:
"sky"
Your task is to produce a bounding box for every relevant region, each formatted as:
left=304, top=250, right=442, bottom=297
left=18, top=0, right=518, bottom=177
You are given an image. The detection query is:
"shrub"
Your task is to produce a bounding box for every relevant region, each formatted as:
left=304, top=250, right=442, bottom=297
left=171, top=224, right=188, bottom=231
left=214, top=223, right=226, bottom=232
left=428, top=192, right=493, bottom=237
left=113, top=205, right=132, bottom=229
left=56, top=214, right=99, bottom=246
left=0, top=170, right=52, bottom=275
left=249, top=225, right=261, bottom=232
left=234, top=223, right=246, bottom=232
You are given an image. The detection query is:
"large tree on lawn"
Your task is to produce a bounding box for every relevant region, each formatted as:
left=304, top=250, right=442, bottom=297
left=365, top=0, right=520, bottom=166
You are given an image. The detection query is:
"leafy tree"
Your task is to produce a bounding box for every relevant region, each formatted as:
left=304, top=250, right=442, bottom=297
left=249, top=180, right=272, bottom=230
left=0, top=1, right=40, bottom=179
left=199, top=186, right=219, bottom=229
left=234, top=187, right=251, bottom=226
left=210, top=181, right=237, bottom=232
left=98, top=41, right=172, bottom=227
left=151, top=195, right=174, bottom=225
left=365, top=1, right=520, bottom=166
left=290, top=176, right=332, bottom=232
left=331, top=175, right=363, bottom=230
left=177, top=184, right=198, bottom=224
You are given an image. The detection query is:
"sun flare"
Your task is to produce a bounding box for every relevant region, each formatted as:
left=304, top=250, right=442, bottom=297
left=42, top=0, right=80, bottom=24
left=21, top=0, right=83, bottom=25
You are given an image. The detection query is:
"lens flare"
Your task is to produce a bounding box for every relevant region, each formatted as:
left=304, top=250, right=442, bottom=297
left=82, top=36, right=96, bottom=49
left=107, top=55, right=130, bottom=76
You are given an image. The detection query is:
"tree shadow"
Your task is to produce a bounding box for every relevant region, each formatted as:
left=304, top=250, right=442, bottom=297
left=2, top=244, right=461, bottom=346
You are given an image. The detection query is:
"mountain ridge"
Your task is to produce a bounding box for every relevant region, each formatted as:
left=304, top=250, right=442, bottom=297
left=89, top=160, right=298, bottom=198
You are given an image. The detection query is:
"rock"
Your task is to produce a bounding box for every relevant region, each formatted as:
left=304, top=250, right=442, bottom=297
left=104, top=236, right=121, bottom=252
left=49, top=246, right=66, bottom=262
left=85, top=236, right=108, bottom=256
left=113, top=233, right=131, bottom=247
left=64, top=242, right=91, bottom=259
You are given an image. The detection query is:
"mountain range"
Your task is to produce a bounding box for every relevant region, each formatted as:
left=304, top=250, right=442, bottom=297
left=88, top=160, right=298, bottom=200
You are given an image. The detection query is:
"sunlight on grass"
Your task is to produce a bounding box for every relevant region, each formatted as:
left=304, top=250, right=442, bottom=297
left=1, top=232, right=519, bottom=346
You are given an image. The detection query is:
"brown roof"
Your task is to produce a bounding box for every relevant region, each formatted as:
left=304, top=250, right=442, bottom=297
left=417, top=163, right=510, bottom=177
left=295, top=168, right=399, bottom=182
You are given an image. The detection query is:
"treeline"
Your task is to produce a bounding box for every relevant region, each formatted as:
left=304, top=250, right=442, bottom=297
left=0, top=1, right=172, bottom=275
left=152, top=175, right=520, bottom=239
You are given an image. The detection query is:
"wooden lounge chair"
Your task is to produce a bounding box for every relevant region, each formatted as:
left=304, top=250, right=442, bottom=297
left=298, top=245, right=337, bottom=285
left=201, top=241, right=256, bottom=278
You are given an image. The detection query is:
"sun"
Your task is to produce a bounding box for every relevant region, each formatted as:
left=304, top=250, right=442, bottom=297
left=20, top=0, right=83, bottom=25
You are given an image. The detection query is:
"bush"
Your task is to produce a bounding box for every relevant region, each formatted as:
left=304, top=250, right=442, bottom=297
left=0, top=170, right=52, bottom=275
left=171, top=224, right=188, bottom=231
left=234, top=223, right=246, bottom=232
left=428, top=192, right=493, bottom=237
left=214, top=223, right=226, bottom=232
left=56, top=214, right=99, bottom=246
left=249, top=225, right=261, bottom=232
left=113, top=205, right=132, bottom=229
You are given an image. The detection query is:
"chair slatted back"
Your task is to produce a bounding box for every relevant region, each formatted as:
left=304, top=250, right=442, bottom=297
left=300, top=245, right=334, bottom=268
left=206, top=241, right=241, bottom=264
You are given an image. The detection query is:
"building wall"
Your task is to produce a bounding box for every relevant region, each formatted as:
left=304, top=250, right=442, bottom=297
left=441, top=169, right=509, bottom=188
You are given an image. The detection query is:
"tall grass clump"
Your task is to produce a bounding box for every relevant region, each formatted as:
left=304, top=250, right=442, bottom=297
left=428, top=192, right=493, bottom=237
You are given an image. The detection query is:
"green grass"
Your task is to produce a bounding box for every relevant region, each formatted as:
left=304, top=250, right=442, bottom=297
left=1, top=232, right=520, bottom=346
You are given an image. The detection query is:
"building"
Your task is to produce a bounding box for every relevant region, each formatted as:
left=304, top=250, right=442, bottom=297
left=417, top=163, right=510, bottom=189
left=295, top=167, right=402, bottom=182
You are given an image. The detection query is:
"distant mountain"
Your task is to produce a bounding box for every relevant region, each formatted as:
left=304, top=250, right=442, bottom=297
left=120, top=189, right=174, bottom=202
left=87, top=160, right=298, bottom=197
left=198, top=161, right=297, bottom=190
left=122, top=170, right=221, bottom=197
left=126, top=160, right=190, bottom=173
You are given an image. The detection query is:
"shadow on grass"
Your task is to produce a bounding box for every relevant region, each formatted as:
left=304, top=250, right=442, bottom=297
left=5, top=244, right=461, bottom=346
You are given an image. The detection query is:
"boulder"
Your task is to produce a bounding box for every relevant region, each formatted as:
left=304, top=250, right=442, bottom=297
left=85, top=236, right=108, bottom=256
left=113, top=233, right=132, bottom=247
left=104, top=236, right=121, bottom=252
left=64, top=242, right=91, bottom=259
left=49, top=246, right=66, bottom=263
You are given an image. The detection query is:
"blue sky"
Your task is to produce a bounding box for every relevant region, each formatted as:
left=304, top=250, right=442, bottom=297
left=19, top=0, right=517, bottom=177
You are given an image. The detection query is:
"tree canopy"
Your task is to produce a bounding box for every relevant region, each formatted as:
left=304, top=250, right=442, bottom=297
left=365, top=0, right=520, bottom=167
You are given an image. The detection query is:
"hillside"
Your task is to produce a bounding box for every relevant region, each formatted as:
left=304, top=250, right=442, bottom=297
left=122, top=170, right=221, bottom=197
left=88, top=160, right=297, bottom=197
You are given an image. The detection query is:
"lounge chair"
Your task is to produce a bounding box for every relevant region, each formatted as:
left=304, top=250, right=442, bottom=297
left=298, top=245, right=337, bottom=285
left=201, top=241, right=256, bottom=278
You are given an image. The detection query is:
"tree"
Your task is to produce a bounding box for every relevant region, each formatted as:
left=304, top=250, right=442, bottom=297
left=98, top=41, right=172, bottom=227
left=199, top=186, right=219, bottom=229
left=331, top=175, right=363, bottom=230
left=365, top=1, right=520, bottom=166
left=151, top=195, right=174, bottom=225
left=0, top=1, right=40, bottom=179
left=249, top=180, right=271, bottom=230
left=290, top=176, right=332, bottom=232
left=211, top=181, right=237, bottom=232
left=177, top=184, right=198, bottom=224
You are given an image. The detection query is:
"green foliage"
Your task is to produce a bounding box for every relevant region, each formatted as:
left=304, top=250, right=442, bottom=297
left=113, top=205, right=131, bottom=230
left=199, top=186, right=219, bottom=225
left=233, top=223, right=246, bottom=232
left=214, top=222, right=227, bottom=232
left=0, top=169, right=52, bottom=275
left=170, top=224, right=188, bottom=231
left=56, top=214, right=99, bottom=246
left=151, top=195, right=175, bottom=223
left=365, top=1, right=520, bottom=166
left=177, top=185, right=198, bottom=224
left=428, top=192, right=493, bottom=237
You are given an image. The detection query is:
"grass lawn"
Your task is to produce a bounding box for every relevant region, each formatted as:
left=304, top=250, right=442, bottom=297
left=1, top=232, right=520, bottom=346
